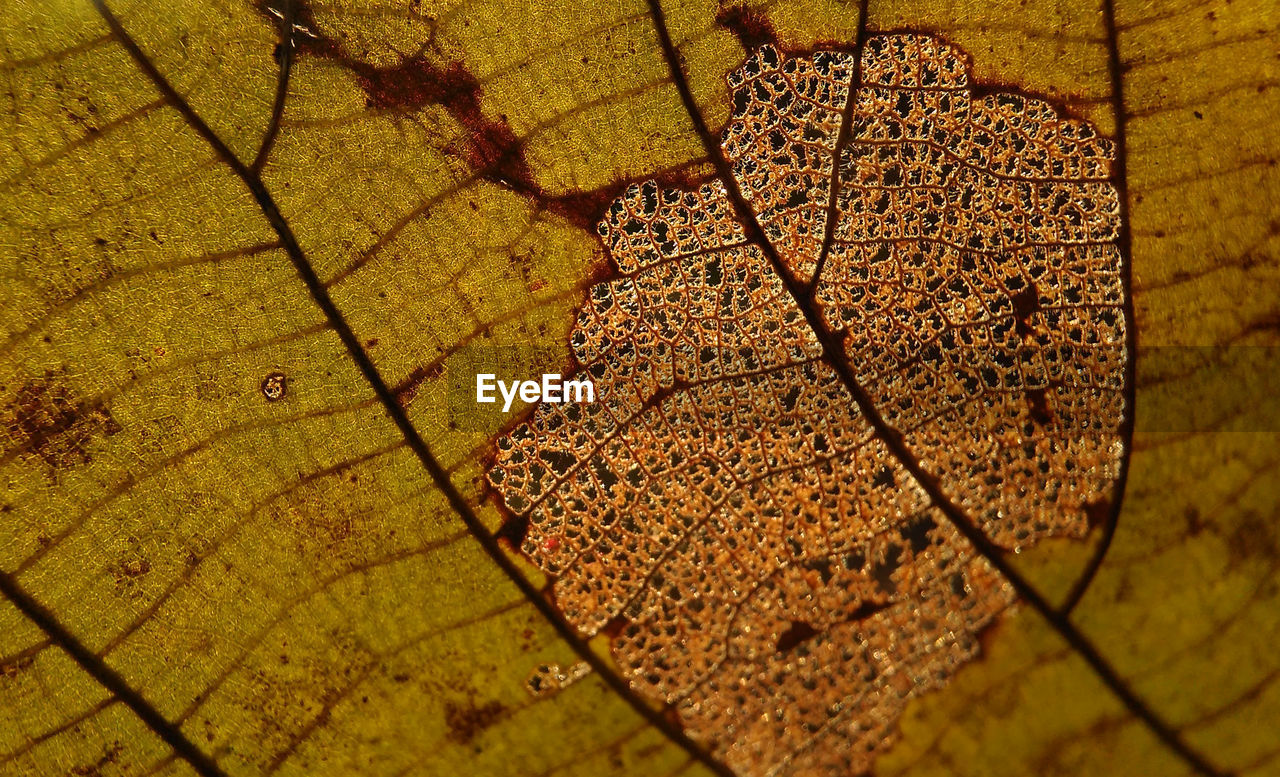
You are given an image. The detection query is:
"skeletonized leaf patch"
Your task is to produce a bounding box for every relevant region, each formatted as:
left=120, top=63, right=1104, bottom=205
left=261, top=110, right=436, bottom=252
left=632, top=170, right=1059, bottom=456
left=489, top=34, right=1126, bottom=777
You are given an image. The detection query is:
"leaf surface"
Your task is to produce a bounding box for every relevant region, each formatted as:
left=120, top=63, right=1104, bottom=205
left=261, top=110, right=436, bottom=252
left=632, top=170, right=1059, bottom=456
left=0, top=0, right=1277, bottom=776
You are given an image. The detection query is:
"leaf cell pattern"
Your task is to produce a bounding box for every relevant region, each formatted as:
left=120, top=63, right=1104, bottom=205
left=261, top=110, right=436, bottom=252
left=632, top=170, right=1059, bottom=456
left=488, top=35, right=1126, bottom=777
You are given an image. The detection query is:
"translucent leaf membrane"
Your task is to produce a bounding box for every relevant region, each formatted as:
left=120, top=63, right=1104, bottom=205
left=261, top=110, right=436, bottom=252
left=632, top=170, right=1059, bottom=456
left=489, top=34, right=1126, bottom=777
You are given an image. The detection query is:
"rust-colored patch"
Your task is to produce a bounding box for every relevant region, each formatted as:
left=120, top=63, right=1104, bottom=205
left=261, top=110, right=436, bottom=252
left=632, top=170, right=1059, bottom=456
left=443, top=698, right=508, bottom=744
left=1083, top=495, right=1113, bottom=532
left=1026, top=386, right=1053, bottom=426
left=0, top=654, right=34, bottom=681
left=115, top=557, right=152, bottom=580
left=349, top=52, right=707, bottom=232
left=715, top=3, right=780, bottom=51
left=109, top=548, right=155, bottom=600
left=1226, top=510, right=1277, bottom=565
left=774, top=620, right=820, bottom=653
left=5, top=369, right=121, bottom=472
left=601, top=613, right=630, bottom=640
left=258, top=0, right=713, bottom=234
left=393, top=362, right=443, bottom=405
left=1009, top=281, right=1042, bottom=336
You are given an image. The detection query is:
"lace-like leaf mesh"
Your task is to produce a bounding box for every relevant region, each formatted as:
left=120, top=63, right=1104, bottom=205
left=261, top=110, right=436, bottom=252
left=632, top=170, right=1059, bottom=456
left=488, top=34, right=1125, bottom=777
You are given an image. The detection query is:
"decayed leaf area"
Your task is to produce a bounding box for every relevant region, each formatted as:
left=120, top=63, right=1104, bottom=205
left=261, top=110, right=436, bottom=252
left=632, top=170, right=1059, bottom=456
left=490, top=36, right=1127, bottom=777
left=2, top=1, right=1278, bottom=777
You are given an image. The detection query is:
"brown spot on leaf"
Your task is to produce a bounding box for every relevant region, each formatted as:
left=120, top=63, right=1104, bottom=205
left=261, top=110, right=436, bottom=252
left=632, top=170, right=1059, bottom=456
left=1184, top=506, right=1208, bottom=537
left=1009, top=282, right=1042, bottom=336
left=263, top=2, right=710, bottom=233
left=775, top=620, right=820, bottom=653
left=1026, top=386, right=1053, bottom=425
left=0, top=654, right=34, bottom=681
left=871, top=464, right=896, bottom=489
left=716, top=4, right=780, bottom=50
left=601, top=613, right=630, bottom=639
left=1083, top=496, right=1112, bottom=532
left=1226, top=510, right=1277, bottom=565
left=113, top=556, right=152, bottom=581
left=70, top=742, right=122, bottom=777
left=5, top=369, right=120, bottom=472
left=393, top=362, right=443, bottom=404
left=444, top=698, right=508, bottom=744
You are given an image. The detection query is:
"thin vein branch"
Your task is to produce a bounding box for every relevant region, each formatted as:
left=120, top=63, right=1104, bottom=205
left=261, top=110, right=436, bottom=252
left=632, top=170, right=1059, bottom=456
left=808, top=0, right=870, bottom=289
left=252, top=0, right=296, bottom=173
left=0, top=569, right=228, bottom=777
left=1056, top=0, right=1140, bottom=616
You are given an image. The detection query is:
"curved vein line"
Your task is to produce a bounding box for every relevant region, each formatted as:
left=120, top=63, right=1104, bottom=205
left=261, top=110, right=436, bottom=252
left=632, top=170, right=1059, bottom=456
left=12, top=392, right=376, bottom=575
left=80, top=2, right=735, bottom=775
left=1056, top=0, right=1140, bottom=615
left=97, top=443, right=409, bottom=658
left=1126, top=79, right=1280, bottom=119
left=252, top=0, right=296, bottom=173
left=0, top=32, right=113, bottom=69
left=645, top=1, right=1225, bottom=774
left=0, top=637, right=52, bottom=671
left=0, top=696, right=121, bottom=765
left=0, top=241, right=281, bottom=361
left=170, top=534, right=474, bottom=728
left=810, top=0, right=870, bottom=287
left=1, top=98, right=166, bottom=189
left=262, top=598, right=529, bottom=775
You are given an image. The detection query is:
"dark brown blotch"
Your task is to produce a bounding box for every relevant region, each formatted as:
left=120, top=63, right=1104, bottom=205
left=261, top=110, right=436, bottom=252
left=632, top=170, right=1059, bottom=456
left=1082, top=495, right=1112, bottom=532
left=393, top=363, right=443, bottom=405
left=69, top=742, right=123, bottom=777
left=259, top=0, right=711, bottom=234
left=1026, top=386, right=1053, bottom=425
left=1226, top=510, right=1277, bottom=565
left=775, top=620, right=819, bottom=653
left=715, top=4, right=780, bottom=51
left=444, top=698, right=508, bottom=744
left=494, top=512, right=531, bottom=550
left=0, top=654, right=34, bottom=681
left=6, top=369, right=121, bottom=472
left=1009, top=282, right=1042, bottom=336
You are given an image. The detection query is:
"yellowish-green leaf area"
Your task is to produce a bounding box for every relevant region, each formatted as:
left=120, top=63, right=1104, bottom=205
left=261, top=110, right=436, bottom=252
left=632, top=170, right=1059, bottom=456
left=0, top=0, right=717, bottom=775
left=0, top=0, right=1276, bottom=777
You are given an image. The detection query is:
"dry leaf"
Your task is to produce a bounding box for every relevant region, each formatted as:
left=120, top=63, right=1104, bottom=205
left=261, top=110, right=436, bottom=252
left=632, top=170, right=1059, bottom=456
left=1, top=1, right=1276, bottom=776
